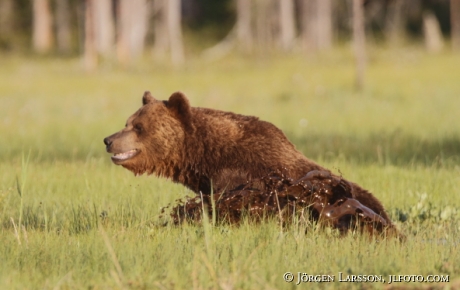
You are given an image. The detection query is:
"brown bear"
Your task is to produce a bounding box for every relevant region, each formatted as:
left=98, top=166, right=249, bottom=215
left=103, top=91, right=392, bottom=225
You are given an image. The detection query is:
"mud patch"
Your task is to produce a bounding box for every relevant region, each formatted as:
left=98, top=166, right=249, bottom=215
left=164, top=170, right=397, bottom=236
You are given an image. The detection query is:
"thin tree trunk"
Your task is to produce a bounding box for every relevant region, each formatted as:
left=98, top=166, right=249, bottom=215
left=353, top=0, right=366, bottom=90
left=167, top=0, right=184, bottom=65
left=116, top=0, right=130, bottom=64
left=254, top=0, right=275, bottom=49
left=279, top=0, right=295, bottom=50
left=316, top=0, right=332, bottom=49
left=84, top=0, right=97, bottom=70
left=117, top=0, right=148, bottom=64
left=153, top=0, right=168, bottom=59
left=301, top=0, right=332, bottom=51
left=0, top=0, right=14, bottom=47
left=56, top=0, right=71, bottom=54
left=236, top=0, right=252, bottom=52
left=301, top=0, right=314, bottom=50
left=423, top=11, right=444, bottom=53
left=32, top=0, right=53, bottom=53
left=255, top=0, right=267, bottom=49
left=93, top=0, right=115, bottom=56
left=128, top=0, right=148, bottom=58
left=385, top=0, right=404, bottom=46
left=451, top=0, right=460, bottom=50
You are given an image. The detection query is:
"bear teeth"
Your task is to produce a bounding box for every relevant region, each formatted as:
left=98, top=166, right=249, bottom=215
left=112, top=149, right=138, bottom=161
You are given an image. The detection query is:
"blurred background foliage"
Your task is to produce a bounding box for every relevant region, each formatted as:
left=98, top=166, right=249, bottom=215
left=0, top=0, right=459, bottom=60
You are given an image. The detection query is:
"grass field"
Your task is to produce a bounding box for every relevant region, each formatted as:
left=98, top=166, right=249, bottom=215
left=1, top=47, right=460, bottom=289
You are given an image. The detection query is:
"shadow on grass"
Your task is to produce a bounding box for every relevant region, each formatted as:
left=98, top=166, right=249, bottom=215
left=288, top=131, right=460, bottom=167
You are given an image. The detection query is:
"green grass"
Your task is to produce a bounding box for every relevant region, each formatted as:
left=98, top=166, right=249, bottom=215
left=1, top=47, right=460, bottom=289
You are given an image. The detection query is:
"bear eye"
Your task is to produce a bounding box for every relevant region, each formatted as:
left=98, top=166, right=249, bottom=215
left=134, top=123, right=143, bottom=133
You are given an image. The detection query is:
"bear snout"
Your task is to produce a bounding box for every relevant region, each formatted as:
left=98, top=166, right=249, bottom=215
left=103, top=137, right=113, bottom=150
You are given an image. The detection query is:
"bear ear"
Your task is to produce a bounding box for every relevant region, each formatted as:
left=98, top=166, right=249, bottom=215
left=166, top=91, right=194, bottom=131
left=142, top=91, right=156, bottom=105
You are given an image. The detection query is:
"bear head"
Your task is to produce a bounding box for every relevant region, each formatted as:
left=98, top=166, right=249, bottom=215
left=103, top=91, right=193, bottom=176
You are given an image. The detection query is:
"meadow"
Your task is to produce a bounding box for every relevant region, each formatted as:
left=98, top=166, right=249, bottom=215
left=1, top=47, right=460, bottom=289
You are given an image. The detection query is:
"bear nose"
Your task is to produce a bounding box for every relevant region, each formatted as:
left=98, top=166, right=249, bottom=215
left=103, top=137, right=112, bottom=147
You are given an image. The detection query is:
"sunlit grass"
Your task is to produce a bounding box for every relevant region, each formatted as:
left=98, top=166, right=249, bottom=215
left=0, top=47, right=459, bottom=288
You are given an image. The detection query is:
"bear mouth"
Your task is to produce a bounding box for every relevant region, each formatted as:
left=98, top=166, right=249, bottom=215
left=111, top=149, right=139, bottom=163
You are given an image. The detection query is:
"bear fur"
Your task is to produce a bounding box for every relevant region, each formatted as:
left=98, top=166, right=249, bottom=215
left=104, top=91, right=391, bottom=223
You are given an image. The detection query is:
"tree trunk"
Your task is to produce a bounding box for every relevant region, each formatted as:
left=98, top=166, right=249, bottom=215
left=117, top=0, right=148, bottom=64
left=0, top=1, right=13, bottom=33
left=56, top=0, right=71, bottom=54
left=385, top=0, right=404, bottom=46
left=84, top=0, right=97, bottom=70
left=93, top=0, right=115, bottom=56
left=316, top=0, right=332, bottom=49
left=236, top=0, right=252, bottom=52
left=301, top=0, right=314, bottom=50
left=130, top=0, right=148, bottom=58
left=301, top=0, right=332, bottom=51
left=423, top=11, right=444, bottom=53
left=279, top=0, right=295, bottom=50
left=116, top=0, right=129, bottom=64
left=0, top=0, right=14, bottom=48
left=167, top=0, right=185, bottom=65
left=153, top=0, right=168, bottom=58
left=451, top=0, right=460, bottom=50
left=32, top=0, right=53, bottom=53
left=254, top=0, right=276, bottom=49
left=353, top=0, right=366, bottom=90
